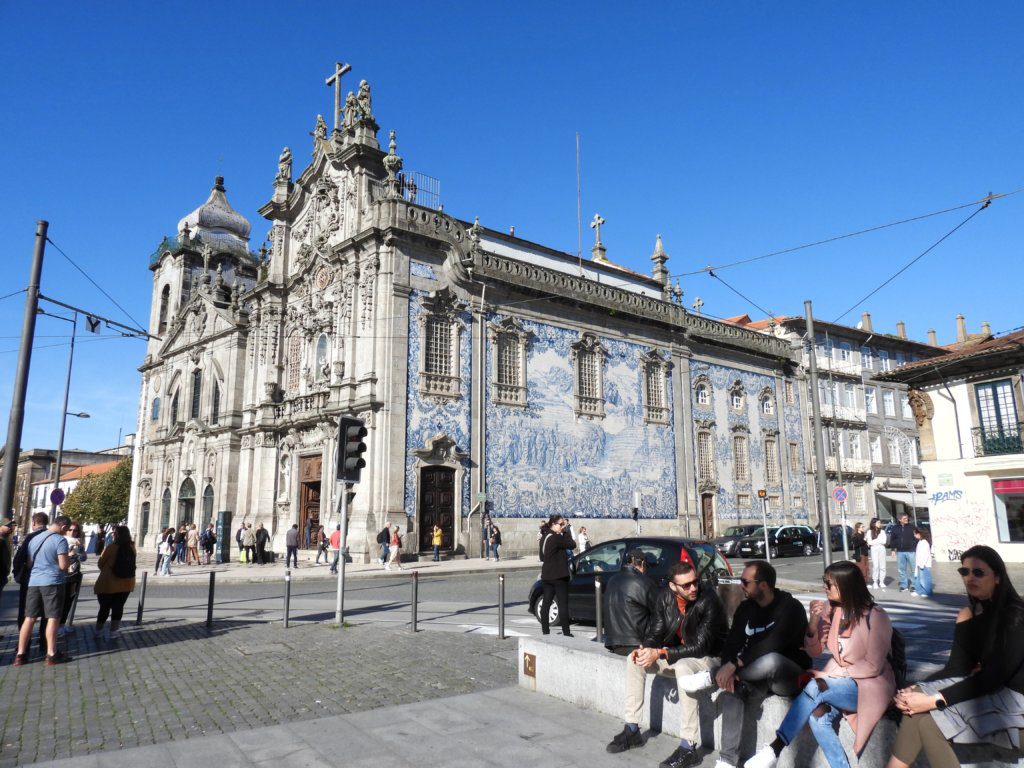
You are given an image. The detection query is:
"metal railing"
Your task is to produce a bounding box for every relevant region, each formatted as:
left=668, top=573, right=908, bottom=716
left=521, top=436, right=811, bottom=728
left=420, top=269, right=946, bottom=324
left=369, top=171, right=442, bottom=210
left=811, top=455, right=873, bottom=475
left=972, top=423, right=1024, bottom=456
left=812, top=355, right=862, bottom=377
left=820, top=402, right=867, bottom=423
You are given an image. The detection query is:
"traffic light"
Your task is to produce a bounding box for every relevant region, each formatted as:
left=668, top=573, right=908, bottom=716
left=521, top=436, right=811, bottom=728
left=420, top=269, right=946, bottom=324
left=337, top=416, right=368, bottom=483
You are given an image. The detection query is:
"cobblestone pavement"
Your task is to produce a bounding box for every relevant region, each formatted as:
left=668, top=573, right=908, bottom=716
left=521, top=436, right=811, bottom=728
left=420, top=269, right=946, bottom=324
left=0, top=619, right=517, bottom=767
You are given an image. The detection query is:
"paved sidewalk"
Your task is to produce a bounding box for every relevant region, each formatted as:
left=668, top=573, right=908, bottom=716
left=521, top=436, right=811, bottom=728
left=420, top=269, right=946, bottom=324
left=29, top=686, right=698, bottom=768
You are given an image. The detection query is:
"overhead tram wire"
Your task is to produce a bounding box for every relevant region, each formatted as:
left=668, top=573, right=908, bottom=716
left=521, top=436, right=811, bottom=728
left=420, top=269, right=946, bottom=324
left=46, top=236, right=148, bottom=331
left=706, top=270, right=777, bottom=323
left=0, top=288, right=26, bottom=302
left=671, top=188, right=1022, bottom=280
left=831, top=198, right=993, bottom=325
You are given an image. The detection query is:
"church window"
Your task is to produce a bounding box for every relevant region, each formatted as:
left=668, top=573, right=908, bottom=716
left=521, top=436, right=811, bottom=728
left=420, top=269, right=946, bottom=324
left=733, top=435, right=749, bottom=482
left=202, top=485, right=214, bottom=528
left=190, top=370, right=202, bottom=420
left=211, top=381, right=220, bottom=426
left=151, top=397, right=160, bottom=421
left=171, top=390, right=179, bottom=425
left=761, top=393, right=775, bottom=416
left=160, top=488, right=171, bottom=529
left=158, top=285, right=170, bottom=335
left=489, top=317, right=530, bottom=407
left=315, top=334, right=329, bottom=382
left=641, top=351, right=669, bottom=424
left=784, top=380, right=795, bottom=405
left=697, top=431, right=714, bottom=481
left=418, top=289, right=465, bottom=399
left=729, top=382, right=745, bottom=411
left=765, top=437, right=780, bottom=484
left=695, top=383, right=709, bottom=405
left=571, top=334, right=606, bottom=419
left=287, top=333, right=301, bottom=392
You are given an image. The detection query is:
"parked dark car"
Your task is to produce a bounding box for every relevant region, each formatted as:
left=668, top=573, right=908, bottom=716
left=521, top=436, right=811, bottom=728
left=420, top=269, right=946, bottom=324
left=713, top=525, right=762, bottom=558
left=736, top=525, right=818, bottom=559
left=528, top=537, right=736, bottom=628
left=817, top=524, right=855, bottom=552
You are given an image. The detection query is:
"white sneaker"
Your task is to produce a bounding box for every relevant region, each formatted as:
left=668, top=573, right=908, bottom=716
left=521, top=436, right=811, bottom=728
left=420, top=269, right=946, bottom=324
left=713, top=760, right=736, bottom=768
left=745, top=746, right=779, bottom=768
left=678, top=669, right=714, bottom=693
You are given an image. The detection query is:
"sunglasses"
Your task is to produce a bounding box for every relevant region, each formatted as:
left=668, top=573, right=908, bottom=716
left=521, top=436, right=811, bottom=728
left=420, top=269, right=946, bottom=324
left=739, top=578, right=761, bottom=587
left=673, top=580, right=699, bottom=590
left=957, top=567, right=988, bottom=578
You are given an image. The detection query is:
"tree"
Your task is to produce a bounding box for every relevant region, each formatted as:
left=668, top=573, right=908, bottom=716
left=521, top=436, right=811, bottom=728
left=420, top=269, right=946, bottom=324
left=62, top=457, right=133, bottom=526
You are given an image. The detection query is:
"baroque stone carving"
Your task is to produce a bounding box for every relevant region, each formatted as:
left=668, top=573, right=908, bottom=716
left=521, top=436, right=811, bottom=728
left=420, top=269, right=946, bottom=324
left=412, top=434, right=468, bottom=464
left=276, top=147, right=291, bottom=183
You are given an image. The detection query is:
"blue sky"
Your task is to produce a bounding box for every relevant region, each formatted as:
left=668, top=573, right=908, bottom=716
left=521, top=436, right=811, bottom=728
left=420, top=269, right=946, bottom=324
left=2, top=2, right=1022, bottom=452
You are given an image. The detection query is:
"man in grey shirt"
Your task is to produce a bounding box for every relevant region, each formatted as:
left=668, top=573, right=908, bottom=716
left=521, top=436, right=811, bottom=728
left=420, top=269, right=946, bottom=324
left=15, top=514, right=71, bottom=666
left=285, top=523, right=300, bottom=568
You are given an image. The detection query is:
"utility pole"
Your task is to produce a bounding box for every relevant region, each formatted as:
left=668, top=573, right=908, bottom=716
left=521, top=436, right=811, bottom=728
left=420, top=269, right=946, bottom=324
left=824, top=330, right=850, bottom=560
left=805, top=300, right=832, bottom=568
left=0, top=222, right=47, bottom=522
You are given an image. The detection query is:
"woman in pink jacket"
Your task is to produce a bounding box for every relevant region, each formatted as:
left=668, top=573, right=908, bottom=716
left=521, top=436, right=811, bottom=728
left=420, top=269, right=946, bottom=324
left=746, top=560, right=896, bottom=768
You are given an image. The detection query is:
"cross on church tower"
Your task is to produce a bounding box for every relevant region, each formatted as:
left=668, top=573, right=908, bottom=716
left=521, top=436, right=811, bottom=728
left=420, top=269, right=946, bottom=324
left=590, top=213, right=605, bottom=245
left=325, top=61, right=352, bottom=132
left=692, top=296, right=704, bottom=315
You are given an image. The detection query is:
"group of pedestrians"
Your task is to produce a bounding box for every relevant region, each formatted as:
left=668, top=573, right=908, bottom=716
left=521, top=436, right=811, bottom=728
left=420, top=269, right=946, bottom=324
left=597, top=543, right=1023, bottom=768
left=155, top=523, right=216, bottom=575
left=848, top=513, right=933, bottom=597
left=5, top=512, right=138, bottom=666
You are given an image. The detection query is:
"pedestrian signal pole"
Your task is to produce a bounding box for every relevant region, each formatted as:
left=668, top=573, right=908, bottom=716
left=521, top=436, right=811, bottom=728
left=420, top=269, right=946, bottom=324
left=335, top=416, right=367, bottom=626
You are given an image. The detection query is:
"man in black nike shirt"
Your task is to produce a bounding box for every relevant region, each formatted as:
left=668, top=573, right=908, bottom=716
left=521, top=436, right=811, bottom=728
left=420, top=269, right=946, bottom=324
left=677, top=560, right=810, bottom=768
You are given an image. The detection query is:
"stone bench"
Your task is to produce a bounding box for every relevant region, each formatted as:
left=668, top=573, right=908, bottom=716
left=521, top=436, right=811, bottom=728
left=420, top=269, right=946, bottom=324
left=517, top=635, right=1020, bottom=768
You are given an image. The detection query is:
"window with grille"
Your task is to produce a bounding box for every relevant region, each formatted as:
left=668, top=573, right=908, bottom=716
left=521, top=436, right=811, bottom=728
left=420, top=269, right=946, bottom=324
left=191, top=370, right=202, bottom=420
left=571, top=335, right=605, bottom=418
left=765, top=438, right=779, bottom=484
left=733, top=436, right=749, bottom=482
left=793, top=495, right=803, bottom=508
left=644, top=361, right=668, bottom=423
left=737, top=493, right=752, bottom=508
left=785, top=380, right=795, bottom=405
left=697, top=432, right=714, bottom=481
left=425, top=317, right=451, bottom=376
left=769, top=494, right=782, bottom=510
left=788, top=442, right=800, bottom=472
left=854, top=484, right=866, bottom=512
left=287, top=334, right=301, bottom=392
left=497, top=333, right=520, bottom=387
left=577, top=350, right=598, bottom=398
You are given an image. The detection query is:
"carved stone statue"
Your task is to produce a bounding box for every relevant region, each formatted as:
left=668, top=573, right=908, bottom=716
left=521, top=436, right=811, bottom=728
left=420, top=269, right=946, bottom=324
left=311, top=115, right=327, bottom=155
left=356, top=80, right=373, bottom=122
left=344, top=91, right=358, bottom=128
left=276, top=147, right=292, bottom=183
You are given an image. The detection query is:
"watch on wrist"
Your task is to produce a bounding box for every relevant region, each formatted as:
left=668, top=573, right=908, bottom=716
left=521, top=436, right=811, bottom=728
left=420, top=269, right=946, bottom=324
left=934, top=696, right=948, bottom=711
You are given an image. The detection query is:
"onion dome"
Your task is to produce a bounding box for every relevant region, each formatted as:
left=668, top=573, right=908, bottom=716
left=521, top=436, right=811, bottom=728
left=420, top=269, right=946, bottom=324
left=176, top=176, right=251, bottom=255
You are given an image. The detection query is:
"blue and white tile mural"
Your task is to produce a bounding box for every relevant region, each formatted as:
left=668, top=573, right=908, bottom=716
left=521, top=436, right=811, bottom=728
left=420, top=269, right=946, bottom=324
left=484, top=315, right=677, bottom=520
left=689, top=362, right=808, bottom=522
left=404, top=291, right=472, bottom=521
left=409, top=261, right=437, bottom=280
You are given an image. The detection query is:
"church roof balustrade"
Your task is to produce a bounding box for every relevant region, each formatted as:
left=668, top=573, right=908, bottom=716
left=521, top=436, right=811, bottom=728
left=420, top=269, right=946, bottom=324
left=148, top=231, right=260, bottom=269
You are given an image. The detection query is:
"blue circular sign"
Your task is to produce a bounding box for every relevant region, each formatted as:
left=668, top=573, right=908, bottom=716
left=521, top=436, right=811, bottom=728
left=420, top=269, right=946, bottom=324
left=50, top=488, right=65, bottom=506
left=832, top=487, right=848, bottom=503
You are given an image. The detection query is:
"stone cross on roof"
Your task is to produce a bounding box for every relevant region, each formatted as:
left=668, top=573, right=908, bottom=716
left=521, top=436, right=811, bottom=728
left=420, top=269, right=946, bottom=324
left=589, top=213, right=605, bottom=245
left=325, top=61, right=352, bottom=132
left=692, top=296, right=704, bottom=315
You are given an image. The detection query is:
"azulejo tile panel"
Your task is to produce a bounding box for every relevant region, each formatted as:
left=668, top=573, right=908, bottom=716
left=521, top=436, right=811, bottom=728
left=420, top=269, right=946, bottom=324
left=409, top=261, right=437, bottom=280
left=484, top=315, right=677, bottom=519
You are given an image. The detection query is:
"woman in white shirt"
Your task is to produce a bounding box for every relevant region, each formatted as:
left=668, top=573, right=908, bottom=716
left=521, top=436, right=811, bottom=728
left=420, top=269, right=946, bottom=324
left=866, top=517, right=888, bottom=590
left=914, top=528, right=932, bottom=597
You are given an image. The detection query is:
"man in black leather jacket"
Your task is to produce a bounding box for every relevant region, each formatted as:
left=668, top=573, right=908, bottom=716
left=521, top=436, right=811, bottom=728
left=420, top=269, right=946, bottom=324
left=609, top=561, right=727, bottom=768
left=604, top=549, right=658, bottom=755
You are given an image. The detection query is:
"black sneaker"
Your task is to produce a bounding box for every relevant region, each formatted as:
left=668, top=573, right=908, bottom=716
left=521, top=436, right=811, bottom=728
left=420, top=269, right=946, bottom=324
left=606, top=726, right=646, bottom=753
left=660, top=746, right=701, bottom=768
left=45, top=652, right=72, bottom=666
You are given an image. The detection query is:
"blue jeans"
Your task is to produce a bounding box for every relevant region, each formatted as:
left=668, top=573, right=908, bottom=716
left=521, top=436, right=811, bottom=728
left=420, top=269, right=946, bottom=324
left=897, top=551, right=915, bottom=590
left=777, top=676, right=859, bottom=768
left=381, top=543, right=390, bottom=563
left=432, top=545, right=439, bottom=561
left=286, top=546, right=298, bottom=568
left=160, top=554, right=172, bottom=576
left=915, top=566, right=933, bottom=596
left=491, top=543, right=500, bottom=561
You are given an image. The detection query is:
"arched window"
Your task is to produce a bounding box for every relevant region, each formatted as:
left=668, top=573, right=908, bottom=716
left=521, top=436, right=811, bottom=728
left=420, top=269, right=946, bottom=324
left=151, top=397, right=160, bottom=421
left=178, top=477, right=196, bottom=525
left=761, top=394, right=775, bottom=416
left=158, top=285, right=170, bottom=334
left=211, top=380, right=220, bottom=425
left=202, top=485, right=214, bottom=527
left=190, top=370, right=202, bottom=420
left=695, top=383, right=709, bottom=406
left=315, top=334, right=329, bottom=381
left=170, top=390, right=180, bottom=424
left=140, top=501, right=151, bottom=543
left=160, top=488, right=172, bottom=529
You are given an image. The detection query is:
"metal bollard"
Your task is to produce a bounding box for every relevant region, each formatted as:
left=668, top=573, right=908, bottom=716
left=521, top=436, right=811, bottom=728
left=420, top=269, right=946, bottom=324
left=135, top=571, right=148, bottom=625
left=594, top=578, right=603, bottom=643
left=410, top=570, right=419, bottom=632
left=498, top=574, right=506, bottom=640
left=284, top=569, right=292, bottom=628
left=206, top=571, right=215, bottom=629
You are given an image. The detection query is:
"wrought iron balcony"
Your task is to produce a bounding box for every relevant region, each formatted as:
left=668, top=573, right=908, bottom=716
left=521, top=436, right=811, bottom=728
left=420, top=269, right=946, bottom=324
left=812, top=355, right=862, bottom=377
left=810, top=456, right=873, bottom=476
left=972, top=423, right=1024, bottom=457
left=820, top=402, right=867, bottom=423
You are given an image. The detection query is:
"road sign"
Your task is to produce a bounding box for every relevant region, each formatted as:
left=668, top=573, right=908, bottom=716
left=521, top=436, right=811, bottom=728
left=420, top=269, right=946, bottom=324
left=50, top=488, right=65, bottom=506
left=85, top=315, right=101, bottom=334
left=832, top=487, right=848, bottom=504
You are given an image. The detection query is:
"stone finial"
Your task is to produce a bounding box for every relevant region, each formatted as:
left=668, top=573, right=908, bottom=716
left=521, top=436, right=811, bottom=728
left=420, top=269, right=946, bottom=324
left=651, top=234, right=670, bottom=288
left=383, top=130, right=404, bottom=197
left=673, top=279, right=683, bottom=303
left=590, top=213, right=608, bottom=263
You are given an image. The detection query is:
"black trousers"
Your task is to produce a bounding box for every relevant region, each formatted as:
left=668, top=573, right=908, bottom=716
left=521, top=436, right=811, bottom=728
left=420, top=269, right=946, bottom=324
left=540, top=577, right=571, bottom=635
left=17, top=582, right=48, bottom=655
left=60, top=573, right=83, bottom=625
left=96, top=591, right=131, bottom=626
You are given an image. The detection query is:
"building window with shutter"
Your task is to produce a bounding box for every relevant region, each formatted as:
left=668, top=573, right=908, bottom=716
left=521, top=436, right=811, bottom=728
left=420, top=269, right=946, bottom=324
left=286, top=333, right=301, bottom=393
left=765, top=438, right=780, bottom=484
left=695, top=383, right=710, bottom=406
left=788, top=442, right=800, bottom=473
left=697, top=431, right=715, bottom=481
left=785, top=380, right=795, bottom=405
left=418, top=289, right=466, bottom=399
left=733, top=435, right=749, bottom=482
left=571, top=333, right=606, bottom=419
left=489, top=317, right=530, bottom=406
left=641, top=350, right=670, bottom=424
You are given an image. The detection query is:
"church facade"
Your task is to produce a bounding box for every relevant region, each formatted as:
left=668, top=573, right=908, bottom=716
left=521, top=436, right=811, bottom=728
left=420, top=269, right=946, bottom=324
left=127, top=69, right=810, bottom=559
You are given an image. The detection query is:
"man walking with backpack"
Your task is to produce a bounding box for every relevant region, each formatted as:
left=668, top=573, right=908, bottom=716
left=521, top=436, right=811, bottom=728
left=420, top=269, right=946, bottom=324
left=377, top=521, right=391, bottom=565
left=14, top=514, right=72, bottom=666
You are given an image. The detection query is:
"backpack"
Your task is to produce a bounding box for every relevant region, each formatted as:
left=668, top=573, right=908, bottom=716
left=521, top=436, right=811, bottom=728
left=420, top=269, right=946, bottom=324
left=199, top=529, right=210, bottom=547
left=376, top=529, right=387, bottom=545
left=112, top=545, right=136, bottom=579
left=866, top=609, right=907, bottom=688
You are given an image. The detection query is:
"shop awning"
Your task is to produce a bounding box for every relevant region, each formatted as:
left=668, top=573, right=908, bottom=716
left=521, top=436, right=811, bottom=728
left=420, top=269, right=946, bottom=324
left=876, top=490, right=927, bottom=507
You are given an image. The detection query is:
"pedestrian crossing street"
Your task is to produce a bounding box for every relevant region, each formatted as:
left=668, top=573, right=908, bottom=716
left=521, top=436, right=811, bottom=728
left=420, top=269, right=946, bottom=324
left=791, top=592, right=958, bottom=631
